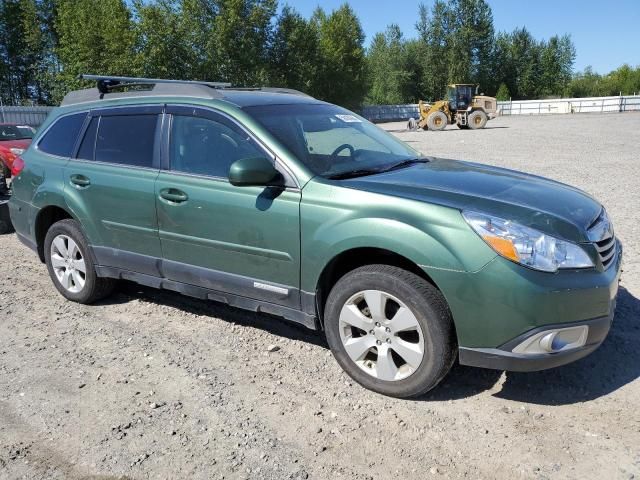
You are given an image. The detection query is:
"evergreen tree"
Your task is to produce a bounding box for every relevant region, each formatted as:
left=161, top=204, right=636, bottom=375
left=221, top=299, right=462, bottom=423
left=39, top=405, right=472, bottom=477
left=0, top=0, right=32, bottom=104
left=134, top=0, right=200, bottom=80
left=416, top=1, right=451, bottom=100
left=495, top=82, right=510, bottom=101
left=311, top=4, right=366, bottom=109
left=55, top=0, right=140, bottom=100
left=447, top=0, right=494, bottom=87
left=365, top=25, right=412, bottom=105
left=269, top=5, right=319, bottom=92
left=209, top=0, right=276, bottom=85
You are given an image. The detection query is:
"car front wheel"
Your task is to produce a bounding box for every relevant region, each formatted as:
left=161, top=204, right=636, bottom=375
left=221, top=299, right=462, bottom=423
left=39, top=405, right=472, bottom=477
left=324, top=265, right=456, bottom=398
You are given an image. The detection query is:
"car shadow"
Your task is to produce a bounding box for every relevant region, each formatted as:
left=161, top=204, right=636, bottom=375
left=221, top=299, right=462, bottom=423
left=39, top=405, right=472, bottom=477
left=423, top=286, right=640, bottom=405
left=102, top=282, right=639, bottom=406
left=100, top=281, right=328, bottom=348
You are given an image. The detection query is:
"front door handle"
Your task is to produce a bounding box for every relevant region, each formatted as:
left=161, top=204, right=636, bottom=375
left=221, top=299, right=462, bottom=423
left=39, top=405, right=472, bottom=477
left=159, top=188, right=188, bottom=203
left=70, top=174, right=91, bottom=188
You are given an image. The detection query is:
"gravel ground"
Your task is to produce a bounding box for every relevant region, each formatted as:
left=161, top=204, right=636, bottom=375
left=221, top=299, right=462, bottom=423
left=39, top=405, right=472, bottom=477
left=1, top=113, right=639, bottom=480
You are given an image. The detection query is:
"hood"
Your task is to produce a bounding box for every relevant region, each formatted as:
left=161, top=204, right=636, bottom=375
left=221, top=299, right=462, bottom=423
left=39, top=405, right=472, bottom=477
left=341, top=158, right=602, bottom=243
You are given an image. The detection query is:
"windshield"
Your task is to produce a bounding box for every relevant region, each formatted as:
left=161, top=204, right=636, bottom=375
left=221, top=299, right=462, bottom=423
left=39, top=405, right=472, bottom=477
left=244, top=104, right=423, bottom=178
left=0, top=125, right=35, bottom=141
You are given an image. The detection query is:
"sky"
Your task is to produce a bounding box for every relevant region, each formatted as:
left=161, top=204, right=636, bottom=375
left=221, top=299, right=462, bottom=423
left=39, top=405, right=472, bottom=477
left=288, top=0, right=640, bottom=73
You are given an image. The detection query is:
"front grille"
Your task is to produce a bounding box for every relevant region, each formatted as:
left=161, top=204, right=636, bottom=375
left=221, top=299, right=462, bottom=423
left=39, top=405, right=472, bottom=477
left=587, top=209, right=616, bottom=269
left=595, top=235, right=616, bottom=269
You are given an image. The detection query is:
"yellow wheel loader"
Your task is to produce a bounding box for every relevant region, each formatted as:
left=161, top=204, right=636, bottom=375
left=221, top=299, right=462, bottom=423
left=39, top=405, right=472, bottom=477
left=407, top=84, right=497, bottom=131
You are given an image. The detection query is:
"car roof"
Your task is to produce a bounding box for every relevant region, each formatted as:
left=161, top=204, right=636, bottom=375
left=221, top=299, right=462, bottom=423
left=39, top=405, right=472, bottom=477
left=61, top=82, right=325, bottom=109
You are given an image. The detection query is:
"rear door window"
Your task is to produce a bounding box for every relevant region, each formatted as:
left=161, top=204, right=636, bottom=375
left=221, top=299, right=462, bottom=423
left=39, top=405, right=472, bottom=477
left=95, top=115, right=157, bottom=168
left=38, top=112, right=86, bottom=157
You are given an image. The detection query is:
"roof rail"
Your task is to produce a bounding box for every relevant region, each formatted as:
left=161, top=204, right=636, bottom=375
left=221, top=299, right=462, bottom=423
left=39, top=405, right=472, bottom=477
left=61, top=74, right=313, bottom=106
left=78, top=74, right=232, bottom=94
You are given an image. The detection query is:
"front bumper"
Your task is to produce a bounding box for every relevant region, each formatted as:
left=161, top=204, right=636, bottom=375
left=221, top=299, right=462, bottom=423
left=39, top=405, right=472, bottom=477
left=458, top=313, right=613, bottom=371
left=425, top=239, right=622, bottom=372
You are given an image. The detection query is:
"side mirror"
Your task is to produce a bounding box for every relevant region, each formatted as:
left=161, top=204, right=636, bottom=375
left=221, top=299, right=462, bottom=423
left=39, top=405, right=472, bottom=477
left=228, top=156, right=281, bottom=187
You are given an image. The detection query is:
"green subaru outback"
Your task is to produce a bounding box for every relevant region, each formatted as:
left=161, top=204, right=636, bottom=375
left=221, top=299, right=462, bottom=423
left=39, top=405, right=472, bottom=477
left=9, top=76, right=622, bottom=398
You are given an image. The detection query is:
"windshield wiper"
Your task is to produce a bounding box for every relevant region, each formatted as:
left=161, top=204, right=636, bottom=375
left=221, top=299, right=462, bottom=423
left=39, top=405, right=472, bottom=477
left=326, top=168, right=385, bottom=180
left=381, top=157, right=430, bottom=173
left=326, top=158, right=429, bottom=180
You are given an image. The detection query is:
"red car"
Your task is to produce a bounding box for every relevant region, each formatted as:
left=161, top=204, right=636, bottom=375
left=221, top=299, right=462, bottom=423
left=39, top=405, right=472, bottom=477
left=0, top=123, right=36, bottom=193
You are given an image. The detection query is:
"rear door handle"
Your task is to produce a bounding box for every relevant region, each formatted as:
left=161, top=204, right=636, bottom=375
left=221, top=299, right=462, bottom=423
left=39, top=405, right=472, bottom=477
left=70, top=174, right=91, bottom=188
left=159, top=188, right=188, bottom=203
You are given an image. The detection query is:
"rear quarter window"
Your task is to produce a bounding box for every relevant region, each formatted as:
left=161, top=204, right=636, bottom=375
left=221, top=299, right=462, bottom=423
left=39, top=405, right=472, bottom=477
left=37, top=112, right=86, bottom=157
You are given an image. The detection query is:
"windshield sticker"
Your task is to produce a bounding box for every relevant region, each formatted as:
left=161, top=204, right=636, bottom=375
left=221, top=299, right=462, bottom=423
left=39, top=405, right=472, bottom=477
left=335, top=114, right=362, bottom=123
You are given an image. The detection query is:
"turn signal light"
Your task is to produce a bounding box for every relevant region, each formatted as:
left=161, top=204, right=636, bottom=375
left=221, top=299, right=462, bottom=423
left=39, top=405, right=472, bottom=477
left=482, top=235, right=519, bottom=262
left=10, top=157, right=25, bottom=176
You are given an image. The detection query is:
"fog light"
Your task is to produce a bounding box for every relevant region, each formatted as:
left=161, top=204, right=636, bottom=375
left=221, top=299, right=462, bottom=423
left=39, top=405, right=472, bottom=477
left=512, top=325, right=589, bottom=355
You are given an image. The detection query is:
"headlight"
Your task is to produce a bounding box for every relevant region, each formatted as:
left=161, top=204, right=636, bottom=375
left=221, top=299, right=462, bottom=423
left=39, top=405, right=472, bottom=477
left=9, top=148, right=25, bottom=155
left=463, top=211, right=594, bottom=272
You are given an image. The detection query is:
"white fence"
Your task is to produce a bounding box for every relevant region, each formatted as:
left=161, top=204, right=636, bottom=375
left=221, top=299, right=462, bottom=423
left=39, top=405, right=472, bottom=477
left=360, top=95, right=640, bottom=122
left=498, top=95, right=640, bottom=116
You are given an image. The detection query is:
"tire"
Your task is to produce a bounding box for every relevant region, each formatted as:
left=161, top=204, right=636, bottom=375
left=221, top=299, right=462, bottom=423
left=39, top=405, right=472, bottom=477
left=468, top=110, right=488, bottom=129
left=426, top=111, right=448, bottom=131
left=324, top=265, right=456, bottom=398
left=0, top=218, right=13, bottom=234
left=0, top=201, right=13, bottom=234
left=407, top=117, right=417, bottom=131
left=44, top=219, right=116, bottom=303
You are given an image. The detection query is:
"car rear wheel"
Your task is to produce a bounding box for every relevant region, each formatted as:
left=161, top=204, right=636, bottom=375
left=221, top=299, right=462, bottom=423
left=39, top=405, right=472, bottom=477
left=44, top=219, right=116, bottom=303
left=324, top=265, right=456, bottom=398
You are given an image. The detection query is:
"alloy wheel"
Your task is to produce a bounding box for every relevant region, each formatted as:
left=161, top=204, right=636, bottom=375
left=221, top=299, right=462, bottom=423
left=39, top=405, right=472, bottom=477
left=50, top=234, right=87, bottom=293
left=338, top=289, right=424, bottom=381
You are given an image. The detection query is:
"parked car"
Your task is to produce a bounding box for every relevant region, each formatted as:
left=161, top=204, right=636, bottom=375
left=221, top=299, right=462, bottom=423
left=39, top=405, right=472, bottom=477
left=0, top=123, right=35, bottom=182
left=9, top=77, right=622, bottom=398
left=0, top=123, right=34, bottom=233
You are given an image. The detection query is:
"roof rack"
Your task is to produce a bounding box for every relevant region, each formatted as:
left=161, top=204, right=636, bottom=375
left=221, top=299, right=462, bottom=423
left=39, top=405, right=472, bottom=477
left=79, top=74, right=232, bottom=94
left=61, top=74, right=313, bottom=106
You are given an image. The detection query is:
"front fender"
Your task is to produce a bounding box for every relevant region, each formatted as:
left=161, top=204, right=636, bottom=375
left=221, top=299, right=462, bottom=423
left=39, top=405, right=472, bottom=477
left=300, top=180, right=496, bottom=292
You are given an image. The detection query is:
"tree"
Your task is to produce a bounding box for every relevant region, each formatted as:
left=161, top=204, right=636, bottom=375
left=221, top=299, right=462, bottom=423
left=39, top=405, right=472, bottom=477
left=568, top=64, right=640, bottom=97
left=311, top=4, right=366, bottom=109
left=447, top=0, right=494, bottom=87
left=365, top=25, right=413, bottom=105
left=134, top=0, right=201, bottom=79
left=495, top=82, right=510, bottom=101
left=538, top=34, right=575, bottom=97
left=55, top=0, right=140, bottom=99
left=208, top=0, right=277, bottom=85
left=416, top=1, right=451, bottom=100
left=0, top=0, right=35, bottom=104
left=269, top=5, right=319, bottom=92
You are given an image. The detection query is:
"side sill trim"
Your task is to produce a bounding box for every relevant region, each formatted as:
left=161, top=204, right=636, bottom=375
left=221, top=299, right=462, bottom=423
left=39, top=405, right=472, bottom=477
left=95, top=266, right=317, bottom=330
